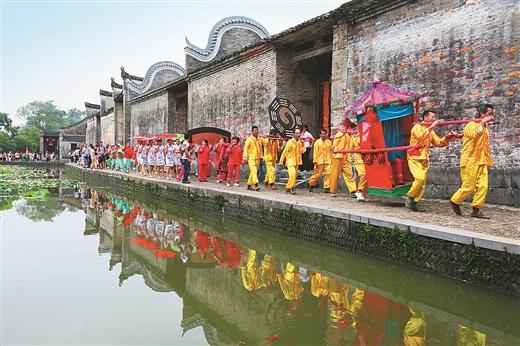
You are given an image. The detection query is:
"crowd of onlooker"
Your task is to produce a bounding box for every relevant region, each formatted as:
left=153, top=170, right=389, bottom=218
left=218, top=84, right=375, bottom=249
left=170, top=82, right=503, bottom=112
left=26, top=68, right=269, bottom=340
left=0, top=151, right=58, bottom=162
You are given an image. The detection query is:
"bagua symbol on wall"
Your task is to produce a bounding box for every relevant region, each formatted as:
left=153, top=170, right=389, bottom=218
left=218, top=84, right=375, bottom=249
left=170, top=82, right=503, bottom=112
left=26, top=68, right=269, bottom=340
left=268, top=97, right=302, bottom=138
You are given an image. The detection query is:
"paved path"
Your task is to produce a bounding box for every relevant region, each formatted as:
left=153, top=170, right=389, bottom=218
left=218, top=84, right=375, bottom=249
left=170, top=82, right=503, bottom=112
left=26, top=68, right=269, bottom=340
left=71, top=166, right=520, bottom=253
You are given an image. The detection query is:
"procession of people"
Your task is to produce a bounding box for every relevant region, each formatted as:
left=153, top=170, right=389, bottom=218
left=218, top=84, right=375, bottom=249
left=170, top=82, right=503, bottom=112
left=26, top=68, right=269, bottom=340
left=73, top=102, right=495, bottom=218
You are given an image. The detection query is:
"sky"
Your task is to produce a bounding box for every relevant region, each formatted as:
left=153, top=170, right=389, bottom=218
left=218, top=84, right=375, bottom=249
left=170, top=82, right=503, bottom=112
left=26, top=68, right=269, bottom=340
left=1, top=0, right=345, bottom=124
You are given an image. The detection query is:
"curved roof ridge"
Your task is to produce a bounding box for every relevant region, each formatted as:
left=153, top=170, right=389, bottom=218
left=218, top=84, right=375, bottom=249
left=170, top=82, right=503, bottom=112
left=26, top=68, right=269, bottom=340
left=185, top=16, right=270, bottom=62
left=126, top=61, right=186, bottom=94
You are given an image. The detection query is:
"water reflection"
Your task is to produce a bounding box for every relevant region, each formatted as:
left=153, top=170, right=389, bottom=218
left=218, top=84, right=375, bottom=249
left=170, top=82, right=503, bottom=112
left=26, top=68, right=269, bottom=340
left=70, top=187, right=518, bottom=346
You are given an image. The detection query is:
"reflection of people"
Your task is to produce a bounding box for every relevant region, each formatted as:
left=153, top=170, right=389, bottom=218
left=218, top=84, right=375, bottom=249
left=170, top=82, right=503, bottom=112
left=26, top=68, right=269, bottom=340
left=457, top=325, right=486, bottom=346
left=277, top=262, right=304, bottom=301
left=279, top=128, right=305, bottom=195
left=404, top=308, right=426, bottom=346
left=450, top=104, right=495, bottom=218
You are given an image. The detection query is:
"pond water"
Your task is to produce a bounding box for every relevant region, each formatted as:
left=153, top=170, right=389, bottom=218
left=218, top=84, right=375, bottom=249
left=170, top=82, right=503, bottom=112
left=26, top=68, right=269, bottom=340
left=1, top=167, right=519, bottom=345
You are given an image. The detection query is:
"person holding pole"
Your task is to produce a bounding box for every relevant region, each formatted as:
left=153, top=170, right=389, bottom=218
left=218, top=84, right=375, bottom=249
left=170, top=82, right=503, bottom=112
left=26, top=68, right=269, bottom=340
left=329, top=118, right=357, bottom=198
left=263, top=129, right=280, bottom=189
left=243, top=126, right=266, bottom=191
left=279, top=128, right=305, bottom=195
left=405, top=110, right=457, bottom=211
left=450, top=104, right=495, bottom=218
left=308, top=128, right=332, bottom=193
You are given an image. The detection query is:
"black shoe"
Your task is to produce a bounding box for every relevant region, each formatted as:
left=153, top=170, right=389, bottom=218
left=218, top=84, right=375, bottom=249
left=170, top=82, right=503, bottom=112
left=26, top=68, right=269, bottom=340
left=308, top=185, right=314, bottom=192
left=290, top=189, right=296, bottom=195
left=182, top=181, right=190, bottom=184
left=351, top=192, right=357, bottom=198
left=450, top=201, right=462, bottom=216
left=323, top=188, right=330, bottom=193
left=405, top=196, right=413, bottom=209
left=471, top=207, right=490, bottom=219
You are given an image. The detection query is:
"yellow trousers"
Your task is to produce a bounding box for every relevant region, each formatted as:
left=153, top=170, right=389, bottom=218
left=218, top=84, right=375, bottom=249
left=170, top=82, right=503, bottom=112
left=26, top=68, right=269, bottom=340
left=354, top=161, right=367, bottom=192
left=286, top=165, right=297, bottom=189
left=264, top=160, right=276, bottom=185
left=247, top=158, right=260, bottom=186
left=330, top=158, right=357, bottom=194
left=308, top=163, right=331, bottom=189
left=451, top=165, right=489, bottom=208
left=407, top=158, right=429, bottom=203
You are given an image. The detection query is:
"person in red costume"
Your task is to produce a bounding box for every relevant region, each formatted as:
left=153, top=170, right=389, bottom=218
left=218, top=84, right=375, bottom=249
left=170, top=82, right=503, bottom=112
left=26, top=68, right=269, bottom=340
left=197, top=139, right=211, bottom=182
left=226, top=136, right=243, bottom=187
left=123, top=143, right=135, bottom=173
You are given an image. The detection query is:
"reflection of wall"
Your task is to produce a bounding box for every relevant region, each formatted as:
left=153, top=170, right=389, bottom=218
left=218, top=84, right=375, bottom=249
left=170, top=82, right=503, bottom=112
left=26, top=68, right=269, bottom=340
left=185, top=266, right=283, bottom=344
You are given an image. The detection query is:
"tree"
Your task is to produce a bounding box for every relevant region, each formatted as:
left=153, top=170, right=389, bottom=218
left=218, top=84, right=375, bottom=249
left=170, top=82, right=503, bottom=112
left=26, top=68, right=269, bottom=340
left=16, top=100, right=66, bottom=131
left=11, top=126, right=40, bottom=152
left=65, top=108, right=85, bottom=126
left=0, top=112, right=14, bottom=135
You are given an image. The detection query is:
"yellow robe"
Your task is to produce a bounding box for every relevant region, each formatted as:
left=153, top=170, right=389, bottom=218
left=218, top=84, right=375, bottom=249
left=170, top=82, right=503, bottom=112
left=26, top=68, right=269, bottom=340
left=348, top=134, right=367, bottom=192
left=279, top=138, right=305, bottom=189
left=243, top=136, right=266, bottom=186
left=330, top=131, right=357, bottom=194
left=308, top=138, right=332, bottom=189
left=263, top=139, right=280, bottom=185
left=407, top=124, right=448, bottom=203
left=451, top=122, right=493, bottom=208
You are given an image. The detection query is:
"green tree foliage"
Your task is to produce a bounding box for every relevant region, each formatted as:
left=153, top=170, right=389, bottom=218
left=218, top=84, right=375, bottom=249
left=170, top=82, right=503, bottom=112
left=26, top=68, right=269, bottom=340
left=1, top=101, right=85, bottom=152
left=0, top=112, right=14, bottom=135
left=16, top=100, right=66, bottom=131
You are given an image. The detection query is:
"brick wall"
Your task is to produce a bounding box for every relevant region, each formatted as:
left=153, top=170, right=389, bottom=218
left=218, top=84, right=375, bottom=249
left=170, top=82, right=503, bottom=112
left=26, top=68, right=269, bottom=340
left=186, top=28, right=265, bottom=72
left=130, top=92, right=169, bottom=137
left=100, top=113, right=115, bottom=145
left=335, top=0, right=519, bottom=169
left=188, top=49, right=277, bottom=137
left=276, top=48, right=319, bottom=134
left=86, top=119, right=97, bottom=145
left=329, top=0, right=519, bottom=205
left=114, top=100, right=124, bottom=144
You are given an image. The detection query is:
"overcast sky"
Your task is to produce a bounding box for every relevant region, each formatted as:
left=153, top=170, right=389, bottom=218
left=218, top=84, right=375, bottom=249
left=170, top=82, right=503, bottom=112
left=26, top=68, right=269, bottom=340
left=1, top=0, right=345, bottom=124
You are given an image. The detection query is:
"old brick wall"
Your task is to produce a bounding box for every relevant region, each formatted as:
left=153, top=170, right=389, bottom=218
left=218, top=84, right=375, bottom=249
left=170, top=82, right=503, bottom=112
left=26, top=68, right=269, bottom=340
left=188, top=49, right=277, bottom=137
left=114, top=100, right=124, bottom=144
left=100, top=113, right=115, bottom=145
left=130, top=92, right=169, bottom=137
left=85, top=119, right=97, bottom=145
left=186, top=28, right=265, bottom=72
left=276, top=48, right=319, bottom=134
left=331, top=0, right=519, bottom=205
left=173, top=93, right=188, bottom=133
left=337, top=0, right=519, bottom=169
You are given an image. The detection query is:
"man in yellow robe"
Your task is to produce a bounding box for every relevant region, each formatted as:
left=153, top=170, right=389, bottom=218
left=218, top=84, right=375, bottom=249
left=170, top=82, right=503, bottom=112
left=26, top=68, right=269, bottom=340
left=406, top=110, right=455, bottom=211
left=330, top=118, right=357, bottom=198
left=263, top=129, right=280, bottom=189
left=279, top=128, right=305, bottom=194
left=308, top=129, right=332, bottom=193
left=450, top=104, right=494, bottom=218
left=243, top=126, right=266, bottom=191
left=348, top=123, right=367, bottom=201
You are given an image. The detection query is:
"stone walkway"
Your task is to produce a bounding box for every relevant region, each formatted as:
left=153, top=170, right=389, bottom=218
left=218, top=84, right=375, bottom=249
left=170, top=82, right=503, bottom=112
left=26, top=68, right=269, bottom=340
left=123, top=171, right=520, bottom=240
